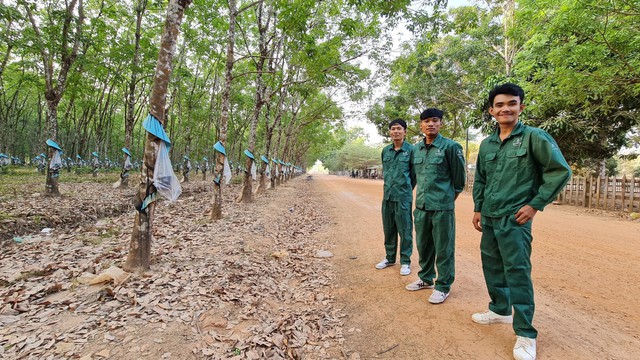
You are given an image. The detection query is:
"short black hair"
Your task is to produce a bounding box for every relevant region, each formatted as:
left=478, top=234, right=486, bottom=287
left=388, top=118, right=407, bottom=129
left=488, top=83, right=525, bottom=106
left=420, top=108, right=444, bottom=120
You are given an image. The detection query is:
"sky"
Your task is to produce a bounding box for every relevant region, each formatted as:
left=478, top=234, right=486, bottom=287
left=346, top=0, right=473, bottom=146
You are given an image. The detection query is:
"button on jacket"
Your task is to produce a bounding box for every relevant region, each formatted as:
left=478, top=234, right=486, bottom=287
left=473, top=122, right=571, bottom=217
left=412, top=134, right=466, bottom=211
left=382, top=141, right=415, bottom=202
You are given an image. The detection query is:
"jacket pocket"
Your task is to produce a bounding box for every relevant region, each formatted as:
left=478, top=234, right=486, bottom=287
left=429, top=156, right=444, bottom=165
left=506, top=149, right=527, bottom=168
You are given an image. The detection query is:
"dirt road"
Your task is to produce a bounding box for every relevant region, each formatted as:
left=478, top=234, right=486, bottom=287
left=313, top=174, right=640, bottom=360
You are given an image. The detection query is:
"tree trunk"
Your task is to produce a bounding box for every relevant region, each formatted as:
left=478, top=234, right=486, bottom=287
left=273, top=120, right=284, bottom=186
left=45, top=101, right=60, bottom=196
left=124, top=0, right=191, bottom=272
left=182, top=157, right=190, bottom=183
left=255, top=160, right=268, bottom=195
left=119, top=154, right=130, bottom=188
left=211, top=0, right=237, bottom=220
left=240, top=159, right=253, bottom=202
left=268, top=91, right=287, bottom=190
left=23, top=0, right=86, bottom=195
left=255, top=105, right=272, bottom=195
left=126, top=0, right=146, bottom=150
left=502, top=0, right=516, bottom=77
left=239, top=0, right=269, bottom=203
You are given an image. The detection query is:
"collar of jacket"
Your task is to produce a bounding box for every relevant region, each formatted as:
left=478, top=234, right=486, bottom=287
left=417, top=133, right=444, bottom=150
left=488, top=121, right=525, bottom=143
left=387, top=140, right=412, bottom=152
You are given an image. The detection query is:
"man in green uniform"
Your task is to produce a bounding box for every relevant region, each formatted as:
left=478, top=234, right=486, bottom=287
left=376, top=119, right=415, bottom=276
left=471, top=83, right=571, bottom=360
left=405, top=108, right=466, bottom=304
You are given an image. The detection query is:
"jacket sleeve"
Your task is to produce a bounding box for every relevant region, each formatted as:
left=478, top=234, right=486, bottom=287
left=410, top=145, right=417, bottom=189
left=528, top=129, right=572, bottom=211
left=448, top=142, right=466, bottom=193
left=472, top=144, right=486, bottom=212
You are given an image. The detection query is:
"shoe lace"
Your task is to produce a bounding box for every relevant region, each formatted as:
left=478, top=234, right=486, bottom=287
left=482, top=310, right=496, bottom=319
left=515, top=337, right=534, bottom=349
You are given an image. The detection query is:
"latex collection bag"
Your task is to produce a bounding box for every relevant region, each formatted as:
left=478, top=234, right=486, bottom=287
left=124, top=156, right=133, bottom=170
left=50, top=150, right=62, bottom=170
left=250, top=161, right=257, bottom=180
left=153, top=141, right=181, bottom=201
left=223, top=157, right=232, bottom=184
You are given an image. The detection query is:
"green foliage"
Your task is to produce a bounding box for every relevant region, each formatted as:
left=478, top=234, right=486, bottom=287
left=371, top=3, right=512, bottom=142
left=335, top=141, right=380, bottom=171
left=605, top=158, right=618, bottom=177
left=0, top=0, right=502, bottom=173
left=318, top=127, right=382, bottom=171
left=514, top=0, right=640, bottom=165
left=369, top=0, right=639, bottom=173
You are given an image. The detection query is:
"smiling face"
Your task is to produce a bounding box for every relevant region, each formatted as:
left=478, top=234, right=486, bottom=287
left=389, top=124, right=406, bottom=142
left=420, top=117, right=442, bottom=140
left=489, top=94, right=525, bottom=128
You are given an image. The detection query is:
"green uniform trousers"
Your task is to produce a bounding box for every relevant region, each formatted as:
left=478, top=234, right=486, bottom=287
left=481, top=215, right=537, bottom=339
left=381, top=199, right=413, bottom=265
left=414, top=208, right=455, bottom=293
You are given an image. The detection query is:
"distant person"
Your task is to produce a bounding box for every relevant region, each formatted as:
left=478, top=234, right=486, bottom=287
left=405, top=108, right=465, bottom=305
left=471, top=83, right=571, bottom=360
left=375, top=119, right=415, bottom=276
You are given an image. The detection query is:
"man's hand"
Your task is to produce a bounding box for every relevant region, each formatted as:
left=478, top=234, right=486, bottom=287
left=514, top=205, right=538, bottom=225
left=472, top=212, right=482, bottom=232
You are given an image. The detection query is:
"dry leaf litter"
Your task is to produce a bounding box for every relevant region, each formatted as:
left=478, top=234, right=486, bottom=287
left=0, top=176, right=345, bottom=359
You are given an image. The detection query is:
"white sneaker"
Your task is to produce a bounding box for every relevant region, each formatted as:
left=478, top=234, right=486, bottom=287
left=471, top=310, right=513, bottom=324
left=428, top=290, right=449, bottom=304
left=400, top=264, right=411, bottom=276
left=513, top=336, right=536, bottom=360
left=405, top=279, right=434, bottom=291
left=375, top=259, right=395, bottom=269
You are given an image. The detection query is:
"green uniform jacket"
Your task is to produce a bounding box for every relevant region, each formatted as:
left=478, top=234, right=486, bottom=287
left=473, top=122, right=571, bottom=217
left=382, top=141, right=415, bottom=203
left=412, top=134, right=466, bottom=211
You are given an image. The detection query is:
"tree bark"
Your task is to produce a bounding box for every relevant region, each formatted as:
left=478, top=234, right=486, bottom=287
left=22, top=0, right=86, bottom=195
left=239, top=0, right=269, bottom=203
left=124, top=0, right=191, bottom=272
left=45, top=101, right=60, bottom=195
left=211, top=0, right=237, bottom=219
left=121, top=0, right=148, bottom=189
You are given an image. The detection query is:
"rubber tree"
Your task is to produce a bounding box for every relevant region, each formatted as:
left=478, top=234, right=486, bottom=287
left=258, top=39, right=287, bottom=193
left=239, top=0, right=269, bottom=203
left=124, top=0, right=192, bottom=272
left=211, top=0, right=259, bottom=218
left=121, top=0, right=148, bottom=189
left=21, top=0, right=86, bottom=196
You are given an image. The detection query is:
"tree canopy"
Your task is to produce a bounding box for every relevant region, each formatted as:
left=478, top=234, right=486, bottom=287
left=0, top=0, right=412, bottom=170
left=1, top=0, right=638, bottom=172
left=368, top=0, right=639, bottom=170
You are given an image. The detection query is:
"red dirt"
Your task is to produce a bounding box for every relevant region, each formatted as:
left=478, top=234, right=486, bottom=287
left=316, top=174, right=640, bottom=360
